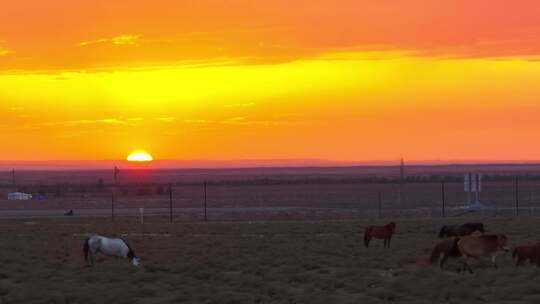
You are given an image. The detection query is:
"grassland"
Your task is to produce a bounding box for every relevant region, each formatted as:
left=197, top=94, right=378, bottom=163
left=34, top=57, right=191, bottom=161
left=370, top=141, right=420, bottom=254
left=0, top=216, right=540, bottom=303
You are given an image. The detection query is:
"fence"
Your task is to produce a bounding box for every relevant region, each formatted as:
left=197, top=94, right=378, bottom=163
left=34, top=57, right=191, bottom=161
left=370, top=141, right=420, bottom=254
left=2, top=177, right=540, bottom=221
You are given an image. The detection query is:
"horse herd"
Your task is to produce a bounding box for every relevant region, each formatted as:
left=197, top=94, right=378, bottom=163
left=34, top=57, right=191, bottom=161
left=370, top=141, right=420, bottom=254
left=83, top=222, right=540, bottom=274
left=364, top=221, right=540, bottom=273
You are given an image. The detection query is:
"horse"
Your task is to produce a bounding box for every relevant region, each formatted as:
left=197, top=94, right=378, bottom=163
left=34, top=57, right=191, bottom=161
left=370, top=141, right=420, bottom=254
left=513, top=242, right=540, bottom=266
left=442, top=234, right=509, bottom=273
left=83, top=235, right=140, bottom=267
left=364, top=222, right=396, bottom=248
left=438, top=222, right=485, bottom=238
left=430, top=238, right=462, bottom=267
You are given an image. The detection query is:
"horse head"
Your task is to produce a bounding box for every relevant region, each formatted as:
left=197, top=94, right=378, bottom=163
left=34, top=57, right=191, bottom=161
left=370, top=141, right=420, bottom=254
left=497, top=234, right=510, bottom=252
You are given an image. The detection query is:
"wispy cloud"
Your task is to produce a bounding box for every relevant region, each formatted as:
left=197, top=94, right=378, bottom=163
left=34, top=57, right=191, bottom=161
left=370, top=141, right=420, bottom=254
left=224, top=102, right=256, bottom=108
left=79, top=39, right=108, bottom=47
left=111, top=34, right=141, bottom=46
left=0, top=41, right=14, bottom=56
left=155, top=117, right=176, bottom=123
left=38, top=118, right=135, bottom=127
left=182, top=117, right=301, bottom=127
left=79, top=34, right=141, bottom=47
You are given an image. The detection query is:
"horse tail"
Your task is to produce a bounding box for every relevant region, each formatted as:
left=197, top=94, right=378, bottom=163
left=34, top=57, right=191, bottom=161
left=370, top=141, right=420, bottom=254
left=438, top=226, right=446, bottom=238
left=364, top=227, right=372, bottom=248
left=83, top=237, right=90, bottom=262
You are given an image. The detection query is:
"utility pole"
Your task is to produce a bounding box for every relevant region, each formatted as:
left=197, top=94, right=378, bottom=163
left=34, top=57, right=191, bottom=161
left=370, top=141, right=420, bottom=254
left=114, top=166, right=119, bottom=185
left=11, top=169, right=15, bottom=186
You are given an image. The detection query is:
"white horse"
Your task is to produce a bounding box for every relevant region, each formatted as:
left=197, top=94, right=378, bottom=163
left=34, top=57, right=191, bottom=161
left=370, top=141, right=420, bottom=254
left=83, top=235, right=140, bottom=267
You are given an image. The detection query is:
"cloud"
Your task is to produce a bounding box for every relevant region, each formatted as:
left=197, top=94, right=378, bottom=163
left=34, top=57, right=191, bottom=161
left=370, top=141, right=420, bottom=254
left=224, top=102, right=256, bottom=108
left=111, top=35, right=140, bottom=46
left=79, top=39, right=108, bottom=47
left=182, top=117, right=300, bottom=127
left=0, top=42, right=14, bottom=56
left=79, top=35, right=141, bottom=47
left=155, top=117, right=176, bottom=123
left=38, top=118, right=136, bottom=127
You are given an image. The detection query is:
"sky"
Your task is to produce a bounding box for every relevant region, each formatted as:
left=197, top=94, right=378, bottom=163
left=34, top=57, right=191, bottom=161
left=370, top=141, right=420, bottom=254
left=2, top=0, right=540, bottom=163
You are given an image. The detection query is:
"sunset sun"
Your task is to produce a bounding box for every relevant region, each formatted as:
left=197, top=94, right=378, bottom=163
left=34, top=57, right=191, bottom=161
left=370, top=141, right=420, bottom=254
left=127, top=151, right=154, bottom=162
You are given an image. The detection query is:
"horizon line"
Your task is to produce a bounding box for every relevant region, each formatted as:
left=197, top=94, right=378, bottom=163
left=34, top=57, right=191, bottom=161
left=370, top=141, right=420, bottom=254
left=2, top=158, right=540, bottom=171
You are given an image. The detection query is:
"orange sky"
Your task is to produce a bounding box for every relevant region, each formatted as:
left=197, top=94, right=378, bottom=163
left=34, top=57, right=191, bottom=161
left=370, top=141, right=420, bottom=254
left=2, top=1, right=540, bottom=162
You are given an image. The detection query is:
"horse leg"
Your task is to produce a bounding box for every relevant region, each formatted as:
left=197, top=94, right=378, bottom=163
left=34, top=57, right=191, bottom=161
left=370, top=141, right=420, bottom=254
left=461, top=257, right=473, bottom=274
left=387, top=236, right=392, bottom=248
left=491, top=255, right=498, bottom=269
left=384, top=238, right=387, bottom=248
left=516, top=256, right=523, bottom=267
left=466, top=259, right=474, bottom=274
left=89, top=249, right=98, bottom=266
left=439, top=253, right=448, bottom=270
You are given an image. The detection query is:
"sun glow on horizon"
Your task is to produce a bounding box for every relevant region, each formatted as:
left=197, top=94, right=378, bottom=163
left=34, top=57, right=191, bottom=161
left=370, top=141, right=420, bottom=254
left=127, top=151, right=154, bottom=162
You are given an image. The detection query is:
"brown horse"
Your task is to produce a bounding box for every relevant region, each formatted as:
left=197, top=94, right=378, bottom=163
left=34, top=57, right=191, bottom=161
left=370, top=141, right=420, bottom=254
left=513, top=242, right=540, bottom=266
left=430, top=238, right=462, bottom=267
left=438, top=223, right=485, bottom=238
left=443, top=234, right=509, bottom=273
left=364, top=222, right=396, bottom=248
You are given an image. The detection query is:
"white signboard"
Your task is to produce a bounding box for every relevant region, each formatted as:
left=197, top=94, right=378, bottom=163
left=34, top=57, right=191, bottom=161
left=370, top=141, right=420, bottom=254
left=464, top=173, right=482, bottom=192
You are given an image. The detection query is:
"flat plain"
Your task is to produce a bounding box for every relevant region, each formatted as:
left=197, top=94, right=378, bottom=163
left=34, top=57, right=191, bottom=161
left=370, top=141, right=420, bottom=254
left=1, top=216, right=540, bottom=304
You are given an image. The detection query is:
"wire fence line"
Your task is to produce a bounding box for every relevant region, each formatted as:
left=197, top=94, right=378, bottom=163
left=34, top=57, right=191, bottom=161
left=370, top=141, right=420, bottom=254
left=2, top=177, right=540, bottom=221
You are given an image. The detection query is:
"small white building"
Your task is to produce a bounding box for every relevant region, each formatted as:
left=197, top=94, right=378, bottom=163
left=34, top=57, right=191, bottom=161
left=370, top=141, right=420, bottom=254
left=7, top=192, right=32, bottom=200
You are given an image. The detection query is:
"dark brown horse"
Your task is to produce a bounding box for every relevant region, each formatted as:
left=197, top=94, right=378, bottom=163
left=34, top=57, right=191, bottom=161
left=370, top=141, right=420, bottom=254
left=364, top=222, right=396, bottom=248
left=513, top=242, right=540, bottom=266
left=430, top=238, right=462, bottom=267
left=438, top=222, right=485, bottom=238
left=441, top=234, right=509, bottom=273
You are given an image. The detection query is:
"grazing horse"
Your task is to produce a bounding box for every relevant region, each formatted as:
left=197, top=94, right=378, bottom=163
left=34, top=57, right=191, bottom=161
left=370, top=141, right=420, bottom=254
left=513, top=242, right=540, bottom=266
left=83, top=235, right=140, bottom=267
left=430, top=238, right=462, bottom=267
left=438, top=222, right=485, bottom=238
left=442, top=234, right=509, bottom=273
left=364, top=222, right=396, bottom=248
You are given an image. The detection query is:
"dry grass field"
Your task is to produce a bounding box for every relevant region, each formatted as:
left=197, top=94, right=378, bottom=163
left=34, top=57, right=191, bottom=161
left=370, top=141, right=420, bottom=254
left=1, top=216, right=540, bottom=303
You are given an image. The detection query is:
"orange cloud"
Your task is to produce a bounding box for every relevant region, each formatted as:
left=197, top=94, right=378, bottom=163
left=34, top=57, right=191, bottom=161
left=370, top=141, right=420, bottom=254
left=79, top=34, right=141, bottom=47
left=1, top=1, right=540, bottom=71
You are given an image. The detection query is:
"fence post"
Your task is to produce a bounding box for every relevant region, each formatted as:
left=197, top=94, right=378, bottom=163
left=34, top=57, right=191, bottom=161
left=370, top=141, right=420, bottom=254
left=378, top=191, right=382, bottom=219
left=169, top=184, right=173, bottom=223
left=515, top=176, right=519, bottom=216
left=204, top=181, right=208, bottom=222
left=111, top=191, right=115, bottom=222
left=441, top=181, right=446, bottom=218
